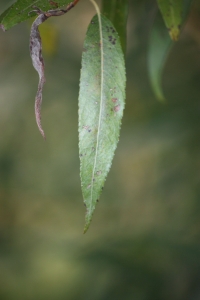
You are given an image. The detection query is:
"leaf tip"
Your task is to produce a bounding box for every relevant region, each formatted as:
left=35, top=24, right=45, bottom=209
left=83, top=209, right=93, bottom=234
left=35, top=101, right=46, bottom=139
left=83, top=226, right=88, bottom=234
left=155, top=90, right=166, bottom=103
left=169, top=27, right=180, bottom=41
left=38, top=127, right=46, bottom=140
left=0, top=24, right=6, bottom=32
left=83, top=222, right=90, bottom=234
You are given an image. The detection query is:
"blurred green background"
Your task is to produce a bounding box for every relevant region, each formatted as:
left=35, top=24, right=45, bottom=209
left=0, top=0, right=200, bottom=299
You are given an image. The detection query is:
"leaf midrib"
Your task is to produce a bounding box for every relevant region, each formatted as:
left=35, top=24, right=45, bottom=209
left=90, top=4, right=104, bottom=211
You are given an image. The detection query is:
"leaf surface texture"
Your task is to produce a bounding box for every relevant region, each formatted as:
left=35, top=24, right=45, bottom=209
left=102, top=0, right=129, bottom=54
left=79, top=14, right=126, bottom=232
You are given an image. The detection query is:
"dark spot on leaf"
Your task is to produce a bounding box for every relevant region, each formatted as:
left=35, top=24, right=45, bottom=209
left=83, top=125, right=91, bottom=132
left=49, top=0, right=59, bottom=8
left=108, top=35, right=116, bottom=45
left=113, top=105, right=120, bottom=112
left=112, top=39, right=116, bottom=45
left=109, top=36, right=113, bottom=43
left=112, top=98, right=118, bottom=103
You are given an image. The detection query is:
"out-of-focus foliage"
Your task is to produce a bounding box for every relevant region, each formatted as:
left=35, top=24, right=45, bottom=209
left=0, top=0, right=200, bottom=299
left=148, top=12, right=172, bottom=102
left=149, top=0, right=193, bottom=101
left=157, top=0, right=185, bottom=41
left=0, top=0, right=74, bottom=30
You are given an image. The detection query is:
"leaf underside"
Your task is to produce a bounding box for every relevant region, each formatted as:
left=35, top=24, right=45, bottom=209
left=0, top=0, right=73, bottom=31
left=79, top=14, right=126, bottom=233
left=157, top=0, right=183, bottom=41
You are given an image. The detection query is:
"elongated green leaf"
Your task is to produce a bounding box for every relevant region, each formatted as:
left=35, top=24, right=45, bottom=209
left=157, top=0, right=184, bottom=41
left=102, top=0, right=129, bottom=54
left=79, top=14, right=126, bottom=233
left=149, top=1, right=193, bottom=100
left=148, top=12, right=172, bottom=101
left=0, top=0, right=73, bottom=31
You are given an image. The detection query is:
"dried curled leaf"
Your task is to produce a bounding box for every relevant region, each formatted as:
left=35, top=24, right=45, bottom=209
left=30, top=13, right=48, bottom=139
left=29, top=2, right=79, bottom=138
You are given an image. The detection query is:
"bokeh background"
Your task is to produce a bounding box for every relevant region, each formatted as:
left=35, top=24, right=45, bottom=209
left=0, top=0, right=200, bottom=299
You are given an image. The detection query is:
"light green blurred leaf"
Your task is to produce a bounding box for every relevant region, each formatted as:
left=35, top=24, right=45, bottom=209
left=102, top=0, right=129, bottom=54
left=148, top=12, right=172, bottom=102
left=79, top=13, right=126, bottom=233
left=157, top=0, right=187, bottom=41
left=0, top=0, right=73, bottom=31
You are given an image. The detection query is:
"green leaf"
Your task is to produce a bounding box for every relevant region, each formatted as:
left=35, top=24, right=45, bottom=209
left=149, top=0, right=193, bottom=100
left=182, top=0, right=194, bottom=20
left=102, top=0, right=129, bottom=54
left=0, top=0, right=73, bottom=31
left=79, top=13, right=126, bottom=233
left=157, top=0, right=185, bottom=41
left=148, top=12, right=172, bottom=102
